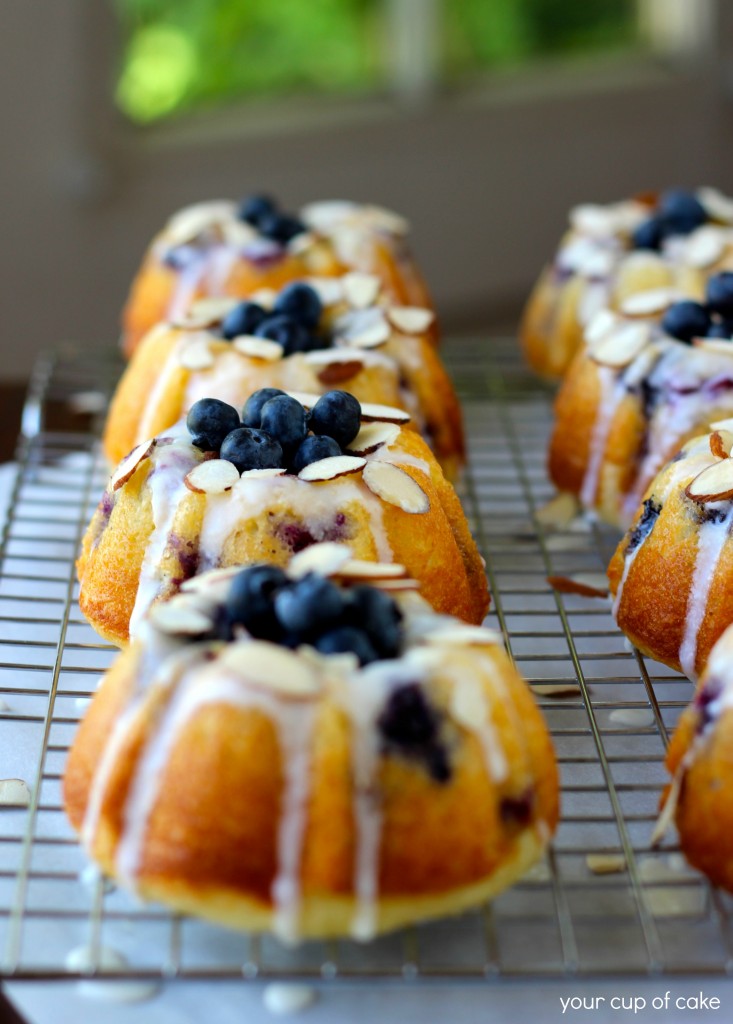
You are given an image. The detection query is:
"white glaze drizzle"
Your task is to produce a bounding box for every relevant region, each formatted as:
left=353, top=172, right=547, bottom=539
left=580, top=366, right=627, bottom=510
left=135, top=335, right=185, bottom=446
left=167, top=258, right=209, bottom=322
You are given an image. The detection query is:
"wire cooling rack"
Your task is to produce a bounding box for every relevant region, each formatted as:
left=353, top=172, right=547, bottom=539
left=0, top=338, right=732, bottom=984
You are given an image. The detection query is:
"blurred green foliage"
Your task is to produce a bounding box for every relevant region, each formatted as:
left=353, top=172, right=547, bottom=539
left=115, top=0, right=638, bottom=124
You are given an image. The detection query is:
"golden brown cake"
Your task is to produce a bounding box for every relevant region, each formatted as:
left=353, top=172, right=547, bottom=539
left=65, top=550, right=558, bottom=941
left=105, top=278, right=464, bottom=478
left=521, top=188, right=733, bottom=379
left=662, top=625, right=733, bottom=891
left=549, top=279, right=733, bottom=528
left=122, top=197, right=435, bottom=357
left=608, top=422, right=733, bottom=680
left=79, top=393, right=488, bottom=645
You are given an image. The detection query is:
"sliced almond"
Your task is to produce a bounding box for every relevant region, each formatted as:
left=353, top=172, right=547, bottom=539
left=683, top=226, right=725, bottom=268
left=620, top=287, right=678, bottom=317
left=232, top=336, right=284, bottom=361
left=358, top=402, right=411, bottom=424
left=362, top=461, right=429, bottom=513
left=586, top=854, right=627, bottom=876
left=711, top=416, right=733, bottom=432
left=547, top=574, right=609, bottom=599
left=345, top=422, right=400, bottom=455
left=187, top=297, right=239, bottom=324
left=585, top=308, right=619, bottom=347
left=165, top=201, right=235, bottom=247
left=364, top=204, right=410, bottom=235
left=335, top=308, right=390, bottom=349
left=184, top=459, right=241, bottom=495
left=298, top=455, right=366, bottom=482
left=386, top=306, right=435, bottom=335
left=219, top=640, right=321, bottom=699
left=590, top=321, right=651, bottom=369
left=335, top=559, right=407, bottom=580
left=450, top=677, right=487, bottom=731
left=287, top=230, right=318, bottom=256
left=149, top=600, right=213, bottom=637
left=316, top=360, right=365, bottom=385
left=692, top=336, right=733, bottom=356
left=569, top=203, right=617, bottom=238
left=284, top=390, right=322, bottom=409
left=710, top=430, right=733, bottom=459
left=240, top=467, right=287, bottom=480
left=306, top=277, right=344, bottom=307
left=426, top=625, right=501, bottom=647
left=181, top=565, right=244, bottom=594
left=288, top=542, right=353, bottom=580
left=249, top=287, right=277, bottom=310
left=531, top=683, right=582, bottom=697
left=179, top=338, right=215, bottom=370
left=342, top=272, right=381, bottom=309
left=698, top=186, right=733, bottom=225
left=220, top=218, right=258, bottom=248
left=685, top=459, right=733, bottom=502
left=367, top=577, right=420, bottom=591
left=110, top=439, right=155, bottom=491
left=0, top=779, right=31, bottom=807
left=535, top=492, right=580, bottom=530
left=303, top=348, right=367, bottom=366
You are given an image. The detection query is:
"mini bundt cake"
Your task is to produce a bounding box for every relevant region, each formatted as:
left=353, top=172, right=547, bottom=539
left=79, top=392, right=488, bottom=645
left=662, top=625, right=733, bottom=891
left=521, top=187, right=733, bottom=379
left=121, top=196, right=434, bottom=357
left=106, top=278, right=464, bottom=478
left=65, top=549, right=558, bottom=941
left=608, top=421, right=733, bottom=680
left=550, top=274, right=733, bottom=527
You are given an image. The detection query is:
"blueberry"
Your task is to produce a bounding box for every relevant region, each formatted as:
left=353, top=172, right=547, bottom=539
left=259, top=395, right=308, bottom=455
left=219, top=427, right=283, bottom=472
left=314, top=625, right=378, bottom=665
left=273, top=283, right=323, bottom=329
left=309, top=391, right=362, bottom=448
left=254, top=314, right=312, bottom=355
left=242, top=388, right=286, bottom=428
left=221, top=301, right=267, bottom=340
left=274, top=574, right=345, bottom=638
left=238, top=194, right=277, bottom=227
left=631, top=216, right=664, bottom=251
left=706, top=272, right=733, bottom=318
left=378, top=683, right=437, bottom=747
left=345, top=585, right=403, bottom=658
left=707, top=320, right=733, bottom=339
left=661, top=300, right=711, bottom=343
left=290, top=435, right=342, bottom=474
left=226, top=564, right=288, bottom=640
left=186, top=398, right=241, bottom=452
left=658, top=189, right=707, bottom=235
left=258, top=212, right=306, bottom=244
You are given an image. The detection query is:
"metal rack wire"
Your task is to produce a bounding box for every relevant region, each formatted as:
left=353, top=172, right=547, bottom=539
left=1, top=338, right=732, bottom=982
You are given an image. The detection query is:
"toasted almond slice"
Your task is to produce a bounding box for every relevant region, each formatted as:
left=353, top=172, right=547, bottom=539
left=685, top=458, right=733, bottom=502
left=698, top=186, right=733, bottom=225
left=711, top=416, right=733, bottom=432
left=368, top=577, right=420, bottom=591
left=426, top=625, right=501, bottom=647
left=362, top=461, right=429, bottom=513
left=590, top=321, right=651, bottom=369
left=684, top=226, right=725, bottom=268
left=149, top=600, right=213, bottom=637
left=187, top=297, right=239, bottom=323
left=386, top=306, right=435, bottom=335
left=547, top=574, right=609, bottom=599
left=287, top=230, right=318, bottom=256
left=284, top=390, right=322, bottom=409
left=535, top=492, right=580, bottom=530
left=298, top=455, right=366, bottom=482
left=710, top=430, right=733, bottom=459
left=181, top=565, right=244, bottom=593
left=232, top=336, right=284, bottom=361
left=110, top=439, right=156, bottom=491
left=531, top=683, right=582, bottom=697
left=450, top=676, right=487, bottom=730
left=0, top=779, right=31, bottom=807
left=364, top=204, right=410, bottom=235
left=184, top=459, right=241, bottom=495
left=306, top=277, right=344, bottom=306
left=335, top=560, right=407, bottom=580
left=303, top=348, right=366, bottom=366
left=316, top=360, right=365, bottom=385
left=240, top=467, right=287, bottom=480
left=335, top=308, right=390, bottom=349
left=219, top=640, right=321, bottom=699
left=586, top=854, right=627, bottom=876
left=358, top=402, right=411, bottom=424
left=220, top=218, right=258, bottom=247
left=345, top=422, right=400, bottom=455
left=342, top=272, right=381, bottom=309
left=620, top=287, right=678, bottom=317
left=585, top=308, right=619, bottom=347
left=569, top=203, right=617, bottom=237
left=249, top=287, right=277, bottom=310
left=288, top=542, right=353, bottom=579
left=165, top=201, right=235, bottom=246
left=179, top=338, right=215, bottom=370
left=692, top=336, right=733, bottom=356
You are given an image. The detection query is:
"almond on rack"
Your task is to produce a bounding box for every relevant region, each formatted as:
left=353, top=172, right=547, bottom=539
left=590, top=321, right=651, bottom=369
left=386, top=306, right=435, bottom=335
left=620, top=287, right=678, bottom=317
left=110, top=439, right=156, bottom=491
left=184, top=459, right=241, bottom=495
left=298, top=455, right=366, bottom=482
left=342, top=272, right=381, bottom=309
left=685, top=459, right=733, bottom=502
left=288, top=542, right=353, bottom=579
left=232, top=337, right=284, bottom=361
left=345, top=422, right=400, bottom=455
left=362, top=461, right=430, bottom=513
left=710, top=430, right=733, bottom=459
left=358, top=402, right=411, bottom=424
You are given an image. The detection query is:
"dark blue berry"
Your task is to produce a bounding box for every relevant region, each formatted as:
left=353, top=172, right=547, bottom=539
left=254, top=314, right=312, bottom=355
left=378, top=684, right=437, bottom=747
left=259, top=212, right=305, bottom=244
left=661, top=300, right=711, bottom=343
left=707, top=321, right=733, bottom=339
left=309, top=391, right=362, bottom=448
left=314, top=625, right=378, bottom=665
left=274, top=574, right=345, bottom=637
left=626, top=498, right=661, bottom=555
left=345, top=585, right=402, bottom=659
left=221, top=301, right=267, bottom=340
left=632, top=216, right=664, bottom=251
left=706, top=272, right=733, bottom=319
left=658, top=189, right=707, bottom=235
left=241, top=388, right=286, bottom=428
left=259, top=395, right=308, bottom=455
left=273, top=283, right=323, bottom=329
left=290, top=435, right=342, bottom=474
left=219, top=427, right=283, bottom=472
left=226, top=564, right=287, bottom=640
left=238, top=194, right=276, bottom=228
left=186, top=398, right=241, bottom=452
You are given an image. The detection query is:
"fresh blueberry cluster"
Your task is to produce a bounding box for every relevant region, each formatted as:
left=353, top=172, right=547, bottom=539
left=661, top=272, right=733, bottom=343
left=221, top=564, right=404, bottom=665
left=238, top=194, right=306, bottom=245
left=186, top=389, right=362, bottom=473
left=632, top=189, right=708, bottom=251
left=219, top=282, right=328, bottom=355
